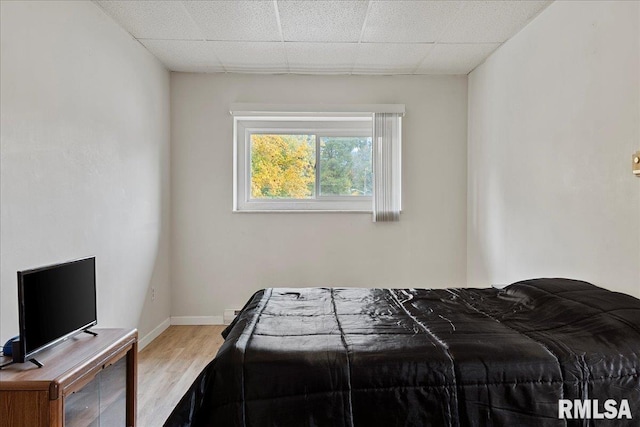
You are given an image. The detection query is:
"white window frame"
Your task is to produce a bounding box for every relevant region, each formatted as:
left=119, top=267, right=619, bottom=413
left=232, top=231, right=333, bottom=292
left=234, top=116, right=373, bottom=212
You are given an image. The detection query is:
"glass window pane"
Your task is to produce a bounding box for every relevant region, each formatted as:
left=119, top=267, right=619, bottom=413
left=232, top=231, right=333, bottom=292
left=319, top=136, right=372, bottom=197
left=250, top=134, right=316, bottom=199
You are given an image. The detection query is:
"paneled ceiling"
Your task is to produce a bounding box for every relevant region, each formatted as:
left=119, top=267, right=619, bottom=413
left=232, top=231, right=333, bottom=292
left=95, top=0, right=552, bottom=75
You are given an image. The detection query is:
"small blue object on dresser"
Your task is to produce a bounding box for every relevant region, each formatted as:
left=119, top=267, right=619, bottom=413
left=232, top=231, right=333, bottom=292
left=2, top=336, right=19, bottom=357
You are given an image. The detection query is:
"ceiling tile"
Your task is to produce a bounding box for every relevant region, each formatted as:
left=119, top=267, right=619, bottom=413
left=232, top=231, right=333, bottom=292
left=210, top=42, right=288, bottom=73
left=416, top=43, right=500, bottom=75
left=278, top=1, right=369, bottom=42
left=362, top=1, right=463, bottom=43
left=353, top=43, right=433, bottom=74
left=139, top=40, right=225, bottom=72
left=183, top=1, right=281, bottom=42
left=440, top=0, right=552, bottom=43
left=96, top=1, right=202, bottom=40
left=286, top=43, right=358, bottom=73
left=97, top=0, right=552, bottom=74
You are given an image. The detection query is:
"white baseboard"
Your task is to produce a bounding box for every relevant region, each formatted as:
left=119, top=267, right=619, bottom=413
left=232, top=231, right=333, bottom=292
left=138, top=318, right=170, bottom=351
left=170, top=316, right=224, bottom=325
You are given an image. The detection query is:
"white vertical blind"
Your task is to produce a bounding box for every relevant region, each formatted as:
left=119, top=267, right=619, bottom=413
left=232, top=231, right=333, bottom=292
left=372, top=113, right=402, bottom=222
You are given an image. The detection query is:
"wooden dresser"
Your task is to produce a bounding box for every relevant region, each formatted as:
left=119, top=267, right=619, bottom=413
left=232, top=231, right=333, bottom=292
left=0, top=328, right=137, bottom=427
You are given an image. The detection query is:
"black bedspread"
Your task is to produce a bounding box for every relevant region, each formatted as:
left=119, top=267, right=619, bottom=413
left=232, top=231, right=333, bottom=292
left=165, top=279, right=640, bottom=426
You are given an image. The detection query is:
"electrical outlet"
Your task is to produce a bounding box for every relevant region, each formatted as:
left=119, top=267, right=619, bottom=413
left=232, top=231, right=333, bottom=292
left=151, top=287, right=156, bottom=301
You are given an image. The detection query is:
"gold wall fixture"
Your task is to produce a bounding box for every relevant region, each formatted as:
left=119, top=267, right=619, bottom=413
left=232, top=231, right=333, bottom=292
left=634, top=151, right=640, bottom=176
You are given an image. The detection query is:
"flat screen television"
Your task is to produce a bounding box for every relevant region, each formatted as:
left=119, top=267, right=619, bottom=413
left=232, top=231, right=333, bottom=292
left=15, top=257, right=97, bottom=365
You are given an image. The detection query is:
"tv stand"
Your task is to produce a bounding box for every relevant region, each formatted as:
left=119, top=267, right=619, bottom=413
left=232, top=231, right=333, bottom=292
left=0, top=332, right=99, bottom=370
left=0, top=328, right=137, bottom=427
left=28, top=358, right=43, bottom=368
left=0, top=358, right=44, bottom=370
left=0, top=360, right=15, bottom=369
left=1, top=358, right=45, bottom=369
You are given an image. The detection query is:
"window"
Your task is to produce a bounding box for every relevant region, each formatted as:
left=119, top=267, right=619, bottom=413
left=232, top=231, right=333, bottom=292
left=232, top=104, right=404, bottom=218
left=235, top=117, right=373, bottom=211
left=250, top=133, right=373, bottom=199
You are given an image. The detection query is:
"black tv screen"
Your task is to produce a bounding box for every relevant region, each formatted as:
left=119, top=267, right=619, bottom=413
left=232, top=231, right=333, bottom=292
left=17, top=257, right=97, bottom=362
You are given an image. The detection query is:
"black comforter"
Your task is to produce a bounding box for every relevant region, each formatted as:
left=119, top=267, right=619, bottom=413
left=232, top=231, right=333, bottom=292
left=165, top=279, right=640, bottom=426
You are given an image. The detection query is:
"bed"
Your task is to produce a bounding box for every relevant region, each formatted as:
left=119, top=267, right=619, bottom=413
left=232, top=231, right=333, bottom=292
left=164, top=278, right=640, bottom=426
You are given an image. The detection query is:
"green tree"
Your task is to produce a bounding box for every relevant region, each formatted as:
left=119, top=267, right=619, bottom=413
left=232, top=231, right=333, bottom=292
left=320, top=137, right=372, bottom=196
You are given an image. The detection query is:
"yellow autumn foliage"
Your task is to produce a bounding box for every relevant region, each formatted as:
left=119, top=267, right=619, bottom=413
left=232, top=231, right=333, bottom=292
left=250, top=134, right=315, bottom=199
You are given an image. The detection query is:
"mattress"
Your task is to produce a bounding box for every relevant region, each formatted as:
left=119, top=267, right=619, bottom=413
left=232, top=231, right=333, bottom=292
left=164, top=278, right=640, bottom=426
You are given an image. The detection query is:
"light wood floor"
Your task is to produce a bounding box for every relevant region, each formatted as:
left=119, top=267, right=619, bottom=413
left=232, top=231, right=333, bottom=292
left=137, top=325, right=226, bottom=427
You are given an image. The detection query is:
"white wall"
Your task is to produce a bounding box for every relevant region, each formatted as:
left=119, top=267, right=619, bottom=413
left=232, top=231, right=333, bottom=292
left=468, top=1, right=640, bottom=297
left=0, top=1, right=171, bottom=343
left=171, top=73, right=468, bottom=317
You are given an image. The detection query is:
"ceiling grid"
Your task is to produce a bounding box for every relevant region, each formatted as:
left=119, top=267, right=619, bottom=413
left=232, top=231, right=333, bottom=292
left=95, top=0, right=552, bottom=75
